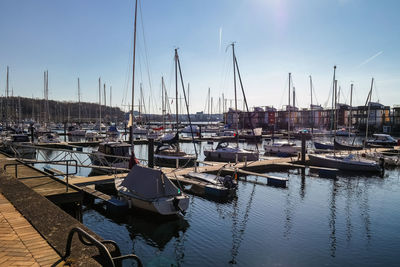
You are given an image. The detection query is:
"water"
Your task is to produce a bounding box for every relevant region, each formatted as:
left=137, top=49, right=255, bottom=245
left=32, top=137, right=400, bottom=266
left=83, top=168, right=400, bottom=266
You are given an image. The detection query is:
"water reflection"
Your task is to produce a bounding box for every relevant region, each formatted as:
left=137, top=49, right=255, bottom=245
left=91, top=202, right=189, bottom=250
left=230, top=181, right=257, bottom=264
left=329, top=179, right=338, bottom=257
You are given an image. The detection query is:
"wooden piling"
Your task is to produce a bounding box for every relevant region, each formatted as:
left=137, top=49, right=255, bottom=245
left=301, top=133, right=306, bottom=164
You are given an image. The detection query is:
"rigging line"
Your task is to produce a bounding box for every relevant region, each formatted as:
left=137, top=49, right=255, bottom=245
left=177, top=51, right=198, bottom=159
left=278, top=76, right=288, bottom=110
left=138, top=0, right=154, bottom=97
left=234, top=54, right=259, bottom=153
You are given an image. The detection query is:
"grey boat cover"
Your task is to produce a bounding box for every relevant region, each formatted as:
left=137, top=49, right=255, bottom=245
left=120, top=165, right=180, bottom=199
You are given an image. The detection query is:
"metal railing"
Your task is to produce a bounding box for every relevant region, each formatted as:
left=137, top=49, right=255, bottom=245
left=63, top=227, right=142, bottom=267
left=3, top=159, right=78, bottom=192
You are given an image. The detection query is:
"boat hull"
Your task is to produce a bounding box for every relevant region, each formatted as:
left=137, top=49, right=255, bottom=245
left=154, top=154, right=197, bottom=168
left=204, top=150, right=259, bottom=162
left=314, top=141, right=334, bottom=150
left=118, top=192, right=189, bottom=216
left=264, top=144, right=300, bottom=156
left=308, top=154, right=381, bottom=172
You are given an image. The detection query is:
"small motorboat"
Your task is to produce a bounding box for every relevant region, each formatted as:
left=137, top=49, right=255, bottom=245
left=89, top=141, right=131, bottom=173
left=115, top=165, right=189, bottom=216
left=185, top=172, right=237, bottom=197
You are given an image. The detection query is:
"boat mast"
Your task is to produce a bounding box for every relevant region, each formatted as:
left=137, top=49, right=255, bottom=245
left=330, top=66, right=336, bottom=135
left=161, top=76, right=165, bottom=133
left=333, top=80, right=337, bottom=156
left=78, top=78, right=81, bottom=124
left=174, top=48, right=180, bottom=152
left=310, top=75, right=313, bottom=134
left=232, top=43, right=239, bottom=147
left=348, top=83, right=353, bottom=139
left=5, top=66, right=9, bottom=127
left=130, top=0, right=138, bottom=144
left=365, top=78, right=374, bottom=146
left=288, top=73, right=291, bottom=143
left=98, top=77, right=101, bottom=132
left=110, top=86, right=112, bottom=123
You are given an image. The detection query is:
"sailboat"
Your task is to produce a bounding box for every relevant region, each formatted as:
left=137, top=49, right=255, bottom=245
left=204, top=43, right=259, bottom=162
left=114, top=0, right=189, bottom=216
left=264, top=73, right=300, bottom=156
left=309, top=77, right=382, bottom=173
left=154, top=49, right=197, bottom=168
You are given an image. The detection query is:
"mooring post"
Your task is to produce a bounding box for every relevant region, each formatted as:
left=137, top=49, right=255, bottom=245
left=148, top=138, right=154, bottom=168
left=198, top=125, right=202, bottom=139
left=301, top=133, right=306, bottom=164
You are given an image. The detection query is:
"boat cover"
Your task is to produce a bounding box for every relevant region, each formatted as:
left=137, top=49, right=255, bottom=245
left=120, top=165, right=180, bottom=199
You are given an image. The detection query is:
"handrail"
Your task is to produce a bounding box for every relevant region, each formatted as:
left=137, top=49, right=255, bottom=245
left=63, top=227, right=142, bottom=267
left=4, top=159, right=78, bottom=192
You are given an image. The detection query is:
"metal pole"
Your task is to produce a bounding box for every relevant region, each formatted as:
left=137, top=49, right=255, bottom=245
left=148, top=138, right=154, bottom=168
left=66, top=160, right=69, bottom=192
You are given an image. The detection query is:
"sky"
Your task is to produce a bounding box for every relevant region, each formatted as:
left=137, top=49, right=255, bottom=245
left=0, top=0, right=399, bottom=114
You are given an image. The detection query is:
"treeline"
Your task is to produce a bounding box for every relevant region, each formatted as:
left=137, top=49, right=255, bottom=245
left=0, top=96, right=125, bottom=123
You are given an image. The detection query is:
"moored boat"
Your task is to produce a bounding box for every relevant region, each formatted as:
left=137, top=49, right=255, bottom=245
left=115, top=165, right=189, bottom=216
left=204, top=141, right=259, bottom=162
left=308, top=153, right=382, bottom=173
left=364, top=134, right=398, bottom=148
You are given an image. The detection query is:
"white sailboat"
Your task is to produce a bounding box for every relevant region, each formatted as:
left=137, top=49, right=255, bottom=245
left=154, top=49, right=197, bottom=168
left=264, top=73, right=300, bottom=156
left=309, top=75, right=382, bottom=173
left=204, top=43, right=259, bottom=162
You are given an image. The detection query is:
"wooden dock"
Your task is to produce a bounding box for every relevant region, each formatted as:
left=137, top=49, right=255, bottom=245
left=0, top=193, right=63, bottom=266
left=0, top=153, right=82, bottom=205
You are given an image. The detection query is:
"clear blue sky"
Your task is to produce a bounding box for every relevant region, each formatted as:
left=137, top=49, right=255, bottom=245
left=0, top=0, right=399, bottom=114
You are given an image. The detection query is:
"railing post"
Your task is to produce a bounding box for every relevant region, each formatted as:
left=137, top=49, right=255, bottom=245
left=15, top=165, right=18, bottom=178
left=66, top=160, right=69, bottom=192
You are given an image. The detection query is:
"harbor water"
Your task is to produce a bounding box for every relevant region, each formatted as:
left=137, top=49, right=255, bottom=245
left=35, top=138, right=400, bottom=266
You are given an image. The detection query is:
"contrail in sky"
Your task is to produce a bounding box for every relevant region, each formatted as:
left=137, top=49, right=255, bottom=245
left=219, top=27, right=222, bottom=52
left=356, top=51, right=383, bottom=68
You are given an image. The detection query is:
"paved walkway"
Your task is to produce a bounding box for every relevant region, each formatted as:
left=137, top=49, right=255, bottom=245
left=0, top=193, right=62, bottom=266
